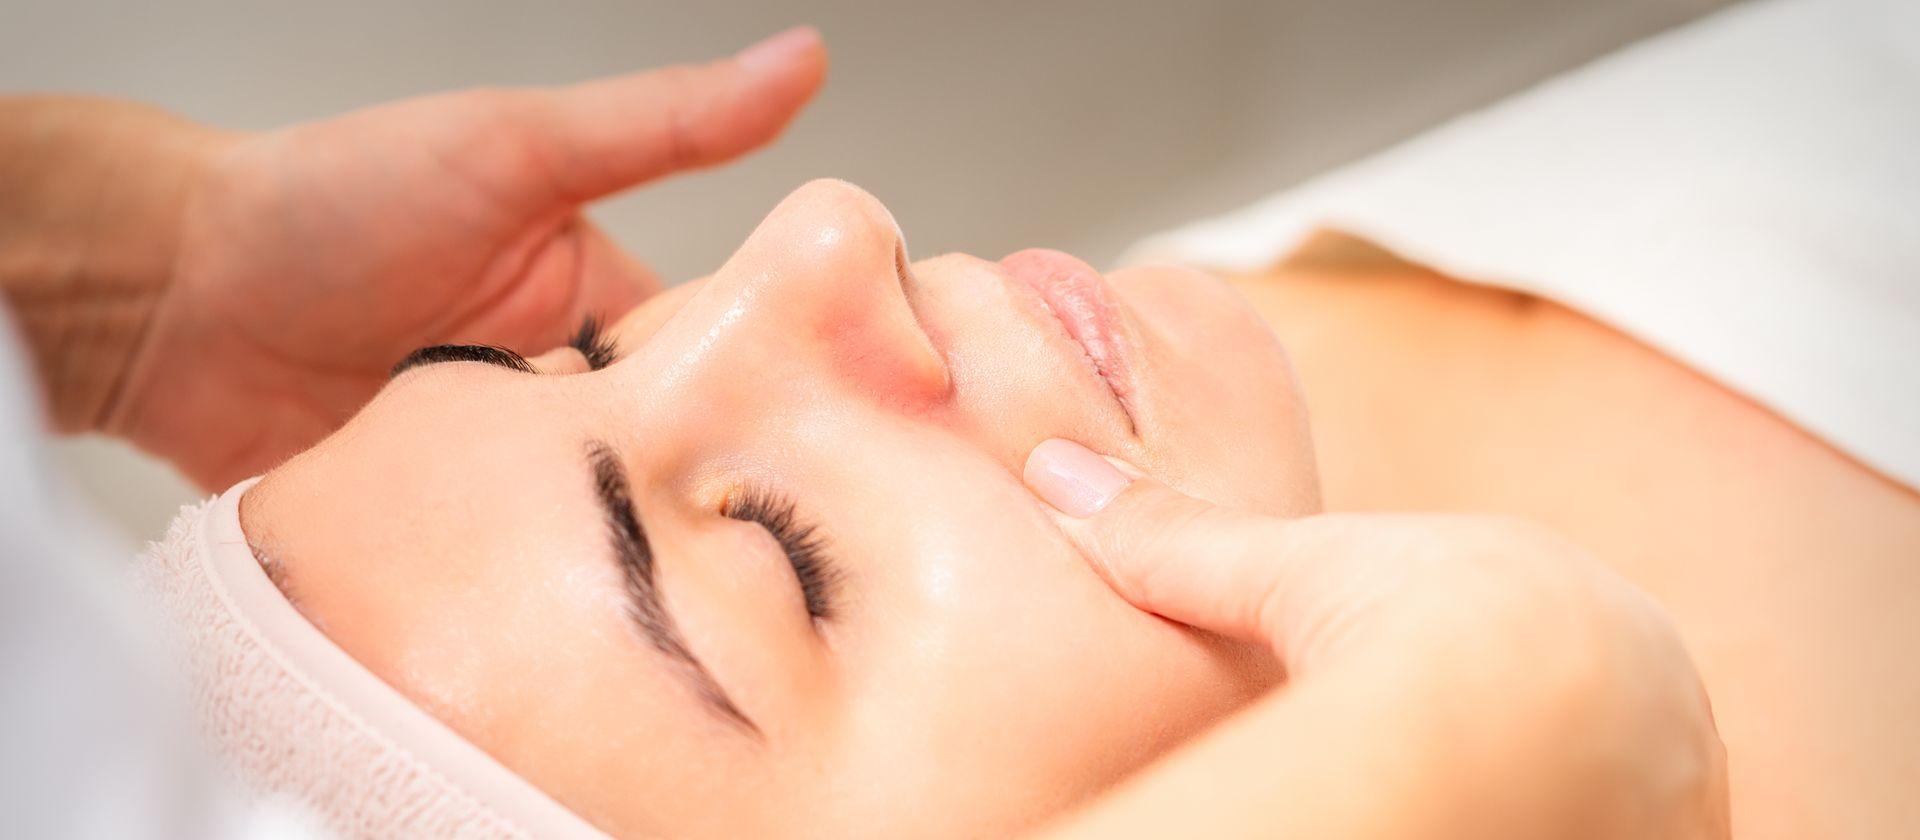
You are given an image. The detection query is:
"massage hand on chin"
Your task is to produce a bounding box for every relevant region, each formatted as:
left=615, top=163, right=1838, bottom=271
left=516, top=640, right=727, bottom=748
left=1021, top=439, right=1728, bottom=840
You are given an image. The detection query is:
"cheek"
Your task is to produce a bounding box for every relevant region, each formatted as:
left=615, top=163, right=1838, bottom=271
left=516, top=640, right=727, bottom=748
left=1111, top=266, right=1320, bottom=516
left=821, top=459, right=1272, bottom=832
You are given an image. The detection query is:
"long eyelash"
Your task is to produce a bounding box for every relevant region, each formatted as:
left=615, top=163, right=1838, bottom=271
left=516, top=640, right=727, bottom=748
left=724, top=489, right=840, bottom=622
left=569, top=315, right=620, bottom=370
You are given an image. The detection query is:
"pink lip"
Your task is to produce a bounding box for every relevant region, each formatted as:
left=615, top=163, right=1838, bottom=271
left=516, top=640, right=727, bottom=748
left=999, top=248, right=1137, bottom=420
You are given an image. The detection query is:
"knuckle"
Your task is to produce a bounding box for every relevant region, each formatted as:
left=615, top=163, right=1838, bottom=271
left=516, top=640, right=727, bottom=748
left=638, top=64, right=713, bottom=169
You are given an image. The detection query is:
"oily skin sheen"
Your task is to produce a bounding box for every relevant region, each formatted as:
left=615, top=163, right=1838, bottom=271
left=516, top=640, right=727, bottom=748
left=241, top=180, right=1320, bottom=838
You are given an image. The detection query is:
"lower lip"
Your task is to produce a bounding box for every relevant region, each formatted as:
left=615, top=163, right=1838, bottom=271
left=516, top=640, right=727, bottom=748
left=999, top=248, right=1136, bottom=412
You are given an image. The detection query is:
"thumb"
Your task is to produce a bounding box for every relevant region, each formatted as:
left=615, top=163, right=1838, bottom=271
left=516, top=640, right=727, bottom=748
left=492, top=26, right=827, bottom=204
left=563, top=219, right=665, bottom=318
left=1021, top=438, right=1653, bottom=674
left=1021, top=438, right=1311, bottom=646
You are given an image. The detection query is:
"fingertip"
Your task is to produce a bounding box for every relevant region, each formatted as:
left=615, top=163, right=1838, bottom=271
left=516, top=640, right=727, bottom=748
left=1024, top=438, right=1133, bottom=518
left=736, top=25, right=827, bottom=78
left=719, top=25, right=827, bottom=154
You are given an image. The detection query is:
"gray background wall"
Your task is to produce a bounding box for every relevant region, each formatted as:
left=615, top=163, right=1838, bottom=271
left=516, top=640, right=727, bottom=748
left=2, top=0, right=1730, bottom=540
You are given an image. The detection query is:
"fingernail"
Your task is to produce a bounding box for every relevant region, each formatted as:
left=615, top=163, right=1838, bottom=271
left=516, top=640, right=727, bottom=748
left=1024, top=439, right=1131, bottom=518
left=737, top=25, right=820, bottom=74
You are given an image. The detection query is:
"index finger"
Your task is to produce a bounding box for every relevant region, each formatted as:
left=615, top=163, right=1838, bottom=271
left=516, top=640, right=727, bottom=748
left=506, top=26, right=828, bottom=203
left=1022, top=438, right=1312, bottom=649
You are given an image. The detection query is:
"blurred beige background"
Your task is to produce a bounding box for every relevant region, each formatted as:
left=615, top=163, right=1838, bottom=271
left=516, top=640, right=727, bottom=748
left=2, top=0, right=1728, bottom=540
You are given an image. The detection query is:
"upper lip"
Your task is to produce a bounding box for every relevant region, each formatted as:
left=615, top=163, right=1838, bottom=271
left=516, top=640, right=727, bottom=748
left=998, top=249, right=1138, bottom=428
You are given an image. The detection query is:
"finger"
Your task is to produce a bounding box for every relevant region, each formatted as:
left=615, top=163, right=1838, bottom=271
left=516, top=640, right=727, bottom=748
left=1022, top=438, right=1310, bottom=645
left=501, top=26, right=827, bottom=203
left=1022, top=438, right=1656, bottom=674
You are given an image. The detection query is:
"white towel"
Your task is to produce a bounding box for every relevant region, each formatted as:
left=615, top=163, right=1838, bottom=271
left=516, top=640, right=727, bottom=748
left=133, top=479, right=608, bottom=840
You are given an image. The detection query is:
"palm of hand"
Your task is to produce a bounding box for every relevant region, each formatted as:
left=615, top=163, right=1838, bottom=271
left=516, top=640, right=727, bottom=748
left=130, top=94, right=652, bottom=487
left=192, top=95, right=656, bottom=371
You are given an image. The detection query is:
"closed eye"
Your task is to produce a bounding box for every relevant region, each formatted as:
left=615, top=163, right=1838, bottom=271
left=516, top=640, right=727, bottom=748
left=389, top=315, right=621, bottom=379
left=724, top=488, right=841, bottom=623
left=569, top=315, right=621, bottom=370
left=390, top=344, right=534, bottom=377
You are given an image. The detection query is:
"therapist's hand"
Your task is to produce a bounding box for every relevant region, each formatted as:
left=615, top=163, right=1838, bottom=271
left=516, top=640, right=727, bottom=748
left=1021, top=439, right=1729, bottom=840
left=109, top=27, right=826, bottom=488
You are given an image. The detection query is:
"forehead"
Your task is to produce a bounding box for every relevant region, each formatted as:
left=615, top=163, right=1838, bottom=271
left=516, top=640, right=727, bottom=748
left=249, top=370, right=774, bottom=828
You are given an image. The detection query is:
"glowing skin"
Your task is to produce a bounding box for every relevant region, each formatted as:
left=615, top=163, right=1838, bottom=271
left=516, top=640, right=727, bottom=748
left=241, top=180, right=1320, bottom=839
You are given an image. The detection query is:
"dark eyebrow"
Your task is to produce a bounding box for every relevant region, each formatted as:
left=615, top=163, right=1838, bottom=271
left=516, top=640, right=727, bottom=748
left=587, top=440, right=760, bottom=737
left=390, top=344, right=535, bottom=378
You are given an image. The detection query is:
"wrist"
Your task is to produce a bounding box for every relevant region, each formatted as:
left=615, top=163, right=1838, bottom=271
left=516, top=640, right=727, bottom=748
left=0, top=97, right=233, bottom=433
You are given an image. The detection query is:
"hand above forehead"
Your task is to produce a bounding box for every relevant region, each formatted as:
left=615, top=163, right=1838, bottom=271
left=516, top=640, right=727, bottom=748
left=113, top=27, right=826, bottom=489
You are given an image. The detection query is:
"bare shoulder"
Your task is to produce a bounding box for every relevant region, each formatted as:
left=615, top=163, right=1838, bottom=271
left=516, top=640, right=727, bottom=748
left=1231, top=239, right=1920, bottom=840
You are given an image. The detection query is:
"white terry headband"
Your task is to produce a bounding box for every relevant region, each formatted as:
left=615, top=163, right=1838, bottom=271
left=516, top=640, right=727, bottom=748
left=135, top=479, right=608, bottom=839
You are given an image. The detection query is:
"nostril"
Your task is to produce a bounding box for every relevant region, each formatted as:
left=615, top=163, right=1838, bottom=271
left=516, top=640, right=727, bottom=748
left=894, top=239, right=913, bottom=289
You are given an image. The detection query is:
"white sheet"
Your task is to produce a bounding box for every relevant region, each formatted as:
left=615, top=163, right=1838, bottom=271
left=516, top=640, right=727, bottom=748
left=1125, top=0, right=1920, bottom=490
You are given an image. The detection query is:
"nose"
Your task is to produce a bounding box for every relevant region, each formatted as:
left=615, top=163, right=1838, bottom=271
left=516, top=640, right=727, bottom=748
left=629, top=179, right=950, bottom=413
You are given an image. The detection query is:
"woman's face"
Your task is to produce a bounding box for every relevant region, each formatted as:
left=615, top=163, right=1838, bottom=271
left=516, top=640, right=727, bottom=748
left=243, top=180, right=1319, bottom=838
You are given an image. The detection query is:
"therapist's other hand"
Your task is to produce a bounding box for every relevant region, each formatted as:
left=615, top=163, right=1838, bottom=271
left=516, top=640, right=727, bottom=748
left=1022, top=439, right=1728, bottom=840
left=113, top=27, right=825, bottom=489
